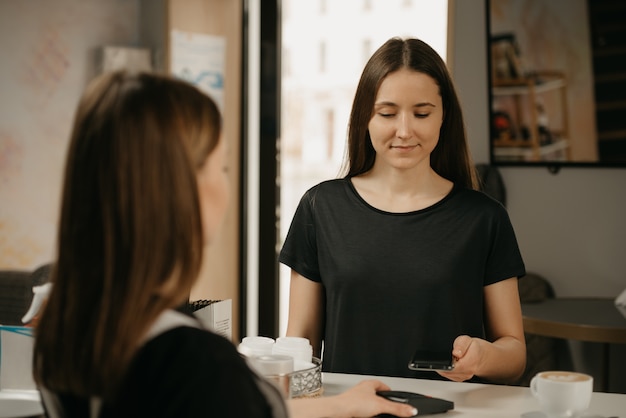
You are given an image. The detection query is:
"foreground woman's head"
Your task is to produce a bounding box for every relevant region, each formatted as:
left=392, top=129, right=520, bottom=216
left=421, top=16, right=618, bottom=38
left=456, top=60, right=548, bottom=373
left=34, top=71, right=227, bottom=399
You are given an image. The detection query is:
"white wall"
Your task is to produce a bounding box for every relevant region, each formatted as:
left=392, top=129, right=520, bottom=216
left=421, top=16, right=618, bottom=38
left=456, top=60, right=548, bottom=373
left=2, top=0, right=623, bottom=318
left=0, top=0, right=143, bottom=269
left=451, top=0, right=626, bottom=298
left=451, top=0, right=626, bottom=393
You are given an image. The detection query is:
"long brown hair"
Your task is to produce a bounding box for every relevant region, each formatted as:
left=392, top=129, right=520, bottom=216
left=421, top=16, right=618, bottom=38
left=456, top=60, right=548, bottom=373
left=33, top=71, right=222, bottom=400
left=341, top=37, right=478, bottom=189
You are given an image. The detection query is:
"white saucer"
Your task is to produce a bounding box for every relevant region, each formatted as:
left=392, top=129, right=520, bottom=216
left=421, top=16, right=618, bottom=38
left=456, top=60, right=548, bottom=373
left=521, top=411, right=606, bottom=418
left=0, top=390, right=44, bottom=417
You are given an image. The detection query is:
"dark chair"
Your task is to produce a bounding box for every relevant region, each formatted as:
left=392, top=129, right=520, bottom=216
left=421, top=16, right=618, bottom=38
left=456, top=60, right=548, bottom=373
left=517, top=272, right=573, bottom=386
left=473, top=167, right=573, bottom=385
left=476, top=163, right=506, bottom=206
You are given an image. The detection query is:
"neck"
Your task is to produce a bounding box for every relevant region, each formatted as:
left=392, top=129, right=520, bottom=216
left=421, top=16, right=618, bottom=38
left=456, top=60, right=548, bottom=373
left=352, top=164, right=452, bottom=213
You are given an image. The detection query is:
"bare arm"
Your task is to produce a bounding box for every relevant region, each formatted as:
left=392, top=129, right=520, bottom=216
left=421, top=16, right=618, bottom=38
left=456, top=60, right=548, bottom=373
left=285, top=270, right=325, bottom=358
left=439, top=277, right=526, bottom=384
left=286, top=380, right=417, bottom=418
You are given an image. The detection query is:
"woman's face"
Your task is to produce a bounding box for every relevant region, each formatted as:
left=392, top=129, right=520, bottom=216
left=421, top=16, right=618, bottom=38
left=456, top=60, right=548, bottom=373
left=367, top=68, right=443, bottom=171
left=197, top=134, right=230, bottom=245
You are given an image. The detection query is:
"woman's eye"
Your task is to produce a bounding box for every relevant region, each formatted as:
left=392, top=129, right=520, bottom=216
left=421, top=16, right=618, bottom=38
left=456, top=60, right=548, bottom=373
left=378, top=112, right=395, bottom=118
left=415, top=113, right=429, bottom=118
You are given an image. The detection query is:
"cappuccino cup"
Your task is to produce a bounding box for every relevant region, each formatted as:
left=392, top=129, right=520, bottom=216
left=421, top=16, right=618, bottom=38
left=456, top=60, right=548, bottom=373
left=530, top=371, right=593, bottom=418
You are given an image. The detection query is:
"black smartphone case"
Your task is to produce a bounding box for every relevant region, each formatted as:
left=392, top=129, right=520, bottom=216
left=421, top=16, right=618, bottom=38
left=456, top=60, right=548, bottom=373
left=376, top=390, right=454, bottom=416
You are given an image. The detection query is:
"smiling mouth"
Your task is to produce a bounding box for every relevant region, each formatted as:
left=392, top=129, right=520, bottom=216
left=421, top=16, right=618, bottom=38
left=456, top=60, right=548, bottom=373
left=390, top=144, right=418, bottom=150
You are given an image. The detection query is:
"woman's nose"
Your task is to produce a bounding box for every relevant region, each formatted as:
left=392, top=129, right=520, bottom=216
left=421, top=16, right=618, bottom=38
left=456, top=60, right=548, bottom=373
left=396, top=113, right=412, bottom=138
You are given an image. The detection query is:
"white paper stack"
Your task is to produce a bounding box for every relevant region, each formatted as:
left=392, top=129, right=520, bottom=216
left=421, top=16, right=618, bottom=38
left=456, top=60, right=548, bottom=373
left=190, top=299, right=232, bottom=340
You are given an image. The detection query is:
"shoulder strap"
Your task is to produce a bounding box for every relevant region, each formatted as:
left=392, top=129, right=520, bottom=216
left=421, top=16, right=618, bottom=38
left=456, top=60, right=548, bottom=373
left=39, top=388, right=65, bottom=418
left=38, top=389, right=104, bottom=418
left=141, top=309, right=202, bottom=343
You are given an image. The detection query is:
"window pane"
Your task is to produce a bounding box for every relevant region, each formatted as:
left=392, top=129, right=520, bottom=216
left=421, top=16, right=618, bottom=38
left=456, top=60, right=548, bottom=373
left=279, top=0, right=449, bottom=335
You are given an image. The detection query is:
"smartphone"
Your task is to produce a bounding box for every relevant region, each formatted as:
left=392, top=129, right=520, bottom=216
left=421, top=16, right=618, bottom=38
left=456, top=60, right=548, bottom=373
left=376, top=390, right=454, bottom=415
left=407, top=349, right=454, bottom=371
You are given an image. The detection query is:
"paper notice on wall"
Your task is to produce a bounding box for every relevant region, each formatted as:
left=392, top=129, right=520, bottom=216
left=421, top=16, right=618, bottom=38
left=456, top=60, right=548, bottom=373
left=100, top=46, right=152, bottom=73
left=170, top=30, right=225, bottom=110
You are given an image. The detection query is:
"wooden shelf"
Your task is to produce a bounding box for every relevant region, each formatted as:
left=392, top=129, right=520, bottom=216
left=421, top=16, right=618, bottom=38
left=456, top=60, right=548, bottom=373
left=493, top=77, right=566, bottom=96
left=494, top=138, right=570, bottom=161
left=492, top=71, right=570, bottom=161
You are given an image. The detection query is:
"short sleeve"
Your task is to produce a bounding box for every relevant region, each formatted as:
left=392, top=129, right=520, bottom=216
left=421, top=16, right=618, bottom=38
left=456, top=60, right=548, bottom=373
left=279, top=189, right=322, bottom=282
left=483, top=203, right=525, bottom=285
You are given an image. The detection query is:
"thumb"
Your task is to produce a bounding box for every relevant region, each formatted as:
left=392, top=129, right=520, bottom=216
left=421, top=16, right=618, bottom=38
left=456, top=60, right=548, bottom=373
left=452, top=335, right=473, bottom=359
left=383, top=400, right=418, bottom=417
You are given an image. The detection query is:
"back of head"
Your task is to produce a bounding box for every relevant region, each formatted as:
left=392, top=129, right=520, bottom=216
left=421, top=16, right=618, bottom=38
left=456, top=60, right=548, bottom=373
left=34, top=70, right=222, bottom=399
left=344, top=37, right=477, bottom=189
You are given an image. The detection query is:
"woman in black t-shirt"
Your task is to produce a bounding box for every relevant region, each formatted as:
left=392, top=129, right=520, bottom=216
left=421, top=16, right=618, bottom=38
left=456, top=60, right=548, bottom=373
left=32, top=71, right=416, bottom=418
left=281, top=37, right=526, bottom=385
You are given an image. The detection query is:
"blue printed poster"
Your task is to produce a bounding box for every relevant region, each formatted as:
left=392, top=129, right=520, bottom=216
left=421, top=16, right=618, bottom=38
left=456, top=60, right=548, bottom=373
left=170, top=30, right=225, bottom=110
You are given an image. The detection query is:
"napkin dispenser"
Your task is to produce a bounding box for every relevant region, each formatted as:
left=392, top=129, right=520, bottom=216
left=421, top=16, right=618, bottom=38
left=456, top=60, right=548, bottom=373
left=0, top=283, right=48, bottom=391
left=0, top=325, right=36, bottom=390
left=188, top=299, right=232, bottom=340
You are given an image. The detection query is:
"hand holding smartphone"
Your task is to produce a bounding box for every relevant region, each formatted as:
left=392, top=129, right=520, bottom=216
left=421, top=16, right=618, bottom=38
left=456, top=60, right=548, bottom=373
left=407, top=349, right=454, bottom=371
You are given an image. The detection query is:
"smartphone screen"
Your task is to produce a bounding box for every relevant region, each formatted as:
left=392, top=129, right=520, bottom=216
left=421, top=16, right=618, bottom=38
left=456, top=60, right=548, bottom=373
left=408, top=349, right=454, bottom=371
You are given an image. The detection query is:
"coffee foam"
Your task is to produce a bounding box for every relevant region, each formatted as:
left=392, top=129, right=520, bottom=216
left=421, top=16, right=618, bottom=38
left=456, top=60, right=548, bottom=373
left=540, top=371, right=591, bottom=382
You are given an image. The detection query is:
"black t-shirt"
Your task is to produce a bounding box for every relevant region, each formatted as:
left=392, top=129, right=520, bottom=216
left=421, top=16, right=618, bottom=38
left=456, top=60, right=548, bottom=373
left=108, top=328, right=277, bottom=417
left=43, top=323, right=286, bottom=417
left=279, top=179, right=525, bottom=378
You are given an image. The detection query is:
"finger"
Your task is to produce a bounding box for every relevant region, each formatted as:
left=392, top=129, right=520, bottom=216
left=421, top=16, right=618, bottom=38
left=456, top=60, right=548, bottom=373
left=380, top=399, right=418, bottom=417
left=438, top=368, right=472, bottom=382
left=453, top=335, right=473, bottom=359
left=366, top=379, right=391, bottom=392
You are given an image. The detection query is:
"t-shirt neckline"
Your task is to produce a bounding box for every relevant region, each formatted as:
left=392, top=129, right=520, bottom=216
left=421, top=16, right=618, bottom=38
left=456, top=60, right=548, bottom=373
left=343, top=177, right=458, bottom=215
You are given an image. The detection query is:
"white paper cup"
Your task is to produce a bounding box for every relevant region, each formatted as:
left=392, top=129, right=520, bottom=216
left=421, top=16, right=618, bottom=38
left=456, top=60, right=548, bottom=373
left=294, top=359, right=315, bottom=371
left=272, top=337, right=312, bottom=363
left=247, top=354, right=294, bottom=398
left=530, top=371, right=593, bottom=418
left=238, top=336, right=275, bottom=357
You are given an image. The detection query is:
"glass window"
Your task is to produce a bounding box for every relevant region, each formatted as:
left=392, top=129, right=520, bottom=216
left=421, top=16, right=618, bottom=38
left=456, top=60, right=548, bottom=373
left=362, top=39, right=372, bottom=65
left=279, top=0, right=449, bottom=334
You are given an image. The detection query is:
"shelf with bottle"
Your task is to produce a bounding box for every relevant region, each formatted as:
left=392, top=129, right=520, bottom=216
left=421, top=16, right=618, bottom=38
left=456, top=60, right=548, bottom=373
left=491, top=70, right=570, bottom=161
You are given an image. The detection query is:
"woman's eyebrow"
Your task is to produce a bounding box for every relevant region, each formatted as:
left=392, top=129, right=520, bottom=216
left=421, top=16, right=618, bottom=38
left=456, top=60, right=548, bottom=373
left=373, top=101, right=437, bottom=108
left=414, top=102, right=436, bottom=108
left=374, top=101, right=398, bottom=107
